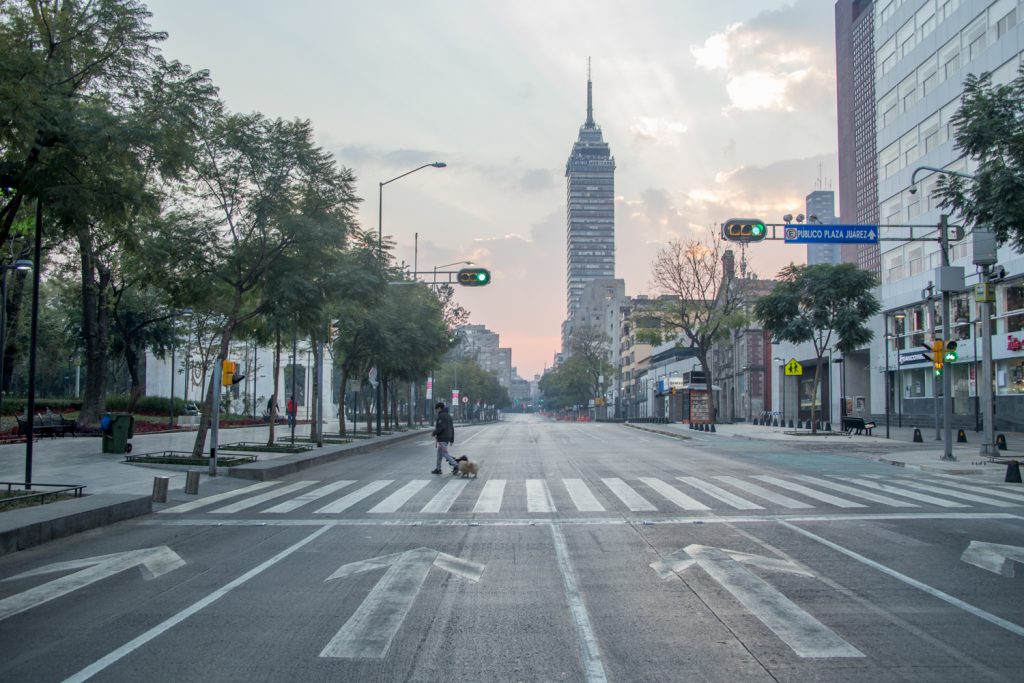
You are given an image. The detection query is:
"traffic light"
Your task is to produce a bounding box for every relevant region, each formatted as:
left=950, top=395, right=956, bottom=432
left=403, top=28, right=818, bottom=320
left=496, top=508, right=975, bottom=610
left=457, top=268, right=491, bottom=286
left=221, top=360, right=245, bottom=386
left=943, top=340, right=958, bottom=362
left=931, top=340, right=944, bottom=376
left=721, top=219, right=767, bottom=243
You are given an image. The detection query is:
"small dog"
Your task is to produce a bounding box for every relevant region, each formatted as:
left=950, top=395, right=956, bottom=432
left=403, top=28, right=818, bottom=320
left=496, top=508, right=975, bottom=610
left=455, top=455, right=479, bottom=478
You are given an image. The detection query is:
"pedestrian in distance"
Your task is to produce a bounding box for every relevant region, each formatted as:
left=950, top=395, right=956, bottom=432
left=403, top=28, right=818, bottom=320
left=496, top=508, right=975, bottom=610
left=266, top=395, right=277, bottom=422
left=286, top=395, right=297, bottom=429
left=430, top=402, right=459, bottom=474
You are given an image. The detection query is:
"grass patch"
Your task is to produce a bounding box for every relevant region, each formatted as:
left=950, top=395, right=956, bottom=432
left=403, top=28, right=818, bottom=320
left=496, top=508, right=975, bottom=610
left=0, top=490, right=79, bottom=511
left=221, top=442, right=312, bottom=454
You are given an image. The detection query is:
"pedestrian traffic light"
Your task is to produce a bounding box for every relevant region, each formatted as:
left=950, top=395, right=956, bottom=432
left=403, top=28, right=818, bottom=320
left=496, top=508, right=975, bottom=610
left=457, top=268, right=491, bottom=286
left=221, top=360, right=245, bottom=386
left=721, top=219, right=767, bottom=243
left=943, top=340, right=958, bottom=362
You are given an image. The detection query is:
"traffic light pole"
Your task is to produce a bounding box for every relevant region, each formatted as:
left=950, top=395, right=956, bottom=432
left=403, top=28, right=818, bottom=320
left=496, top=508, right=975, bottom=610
left=210, top=358, right=221, bottom=476
left=979, top=264, right=996, bottom=457
left=940, top=290, right=955, bottom=461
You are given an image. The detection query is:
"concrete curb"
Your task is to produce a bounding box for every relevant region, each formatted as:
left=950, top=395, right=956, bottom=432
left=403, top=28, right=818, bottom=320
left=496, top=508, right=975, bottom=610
left=0, top=494, right=151, bottom=557
left=228, top=429, right=429, bottom=480
left=624, top=423, right=692, bottom=440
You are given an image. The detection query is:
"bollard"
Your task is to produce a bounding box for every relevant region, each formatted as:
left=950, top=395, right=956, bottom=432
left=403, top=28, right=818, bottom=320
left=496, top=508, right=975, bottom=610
left=185, top=470, right=200, bottom=495
left=788, top=419, right=794, bottom=429
left=996, top=433, right=1008, bottom=451
left=1006, top=461, right=1022, bottom=484
left=709, top=423, right=716, bottom=433
left=824, top=422, right=831, bottom=432
left=913, top=428, right=923, bottom=443
left=152, top=476, right=169, bottom=503
left=957, top=429, right=967, bottom=443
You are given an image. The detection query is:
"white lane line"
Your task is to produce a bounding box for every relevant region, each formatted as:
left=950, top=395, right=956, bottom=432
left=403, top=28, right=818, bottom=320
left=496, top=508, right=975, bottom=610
left=639, top=478, right=711, bottom=511
left=676, top=477, right=764, bottom=510
left=879, top=480, right=1017, bottom=508
left=563, top=479, right=606, bottom=512
left=781, top=521, right=1024, bottom=639
left=473, top=479, right=506, bottom=513
left=550, top=523, right=608, bottom=683
left=157, top=482, right=280, bottom=514
left=753, top=476, right=866, bottom=509
left=369, top=480, right=432, bottom=513
left=527, top=480, right=556, bottom=513
left=63, top=526, right=331, bottom=683
left=211, top=481, right=319, bottom=514
left=791, top=475, right=919, bottom=507
left=713, top=476, right=814, bottom=509
left=262, top=481, right=356, bottom=514
left=420, top=479, right=468, bottom=513
left=834, top=478, right=968, bottom=508
left=315, top=481, right=393, bottom=514
left=602, top=478, right=656, bottom=512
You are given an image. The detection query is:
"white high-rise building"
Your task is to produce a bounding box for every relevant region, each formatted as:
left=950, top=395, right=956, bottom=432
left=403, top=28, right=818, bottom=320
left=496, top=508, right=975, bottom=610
left=870, top=0, right=1024, bottom=430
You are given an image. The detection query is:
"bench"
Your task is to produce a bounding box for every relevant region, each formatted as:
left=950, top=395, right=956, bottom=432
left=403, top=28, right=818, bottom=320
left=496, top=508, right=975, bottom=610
left=15, top=411, right=77, bottom=439
left=842, top=416, right=875, bottom=436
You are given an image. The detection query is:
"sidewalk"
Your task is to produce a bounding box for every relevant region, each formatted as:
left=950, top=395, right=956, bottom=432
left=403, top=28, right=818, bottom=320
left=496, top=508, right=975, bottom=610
left=625, top=420, right=1024, bottom=475
left=0, top=421, right=430, bottom=555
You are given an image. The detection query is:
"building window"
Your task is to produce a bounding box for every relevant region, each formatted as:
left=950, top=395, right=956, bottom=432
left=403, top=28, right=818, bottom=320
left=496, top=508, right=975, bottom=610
left=938, top=0, right=960, bottom=23
left=1007, top=282, right=1024, bottom=333
left=939, top=35, right=961, bottom=82
left=963, top=14, right=988, bottom=62
left=878, top=37, right=897, bottom=78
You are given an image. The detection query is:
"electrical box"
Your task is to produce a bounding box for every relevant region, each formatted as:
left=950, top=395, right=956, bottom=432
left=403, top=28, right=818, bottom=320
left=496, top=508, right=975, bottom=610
left=935, top=266, right=965, bottom=293
left=972, top=226, right=998, bottom=266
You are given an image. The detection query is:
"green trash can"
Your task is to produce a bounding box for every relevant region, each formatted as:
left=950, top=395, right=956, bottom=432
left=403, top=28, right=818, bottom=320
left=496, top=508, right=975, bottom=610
left=101, top=413, right=135, bottom=454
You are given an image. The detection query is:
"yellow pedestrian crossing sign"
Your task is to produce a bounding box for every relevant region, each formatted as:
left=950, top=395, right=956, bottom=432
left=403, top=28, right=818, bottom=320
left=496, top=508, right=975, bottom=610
left=785, top=358, right=803, bottom=376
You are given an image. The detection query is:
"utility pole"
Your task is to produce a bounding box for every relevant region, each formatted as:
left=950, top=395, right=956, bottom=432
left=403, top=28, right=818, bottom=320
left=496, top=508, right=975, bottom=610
left=936, top=215, right=963, bottom=462
left=924, top=281, right=940, bottom=441
left=973, top=226, right=999, bottom=457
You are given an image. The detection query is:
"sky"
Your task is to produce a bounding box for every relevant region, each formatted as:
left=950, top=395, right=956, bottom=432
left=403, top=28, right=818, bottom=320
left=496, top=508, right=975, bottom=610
left=146, top=0, right=840, bottom=378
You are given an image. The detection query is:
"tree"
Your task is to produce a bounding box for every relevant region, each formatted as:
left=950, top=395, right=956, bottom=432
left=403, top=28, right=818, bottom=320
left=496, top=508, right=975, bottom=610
left=538, top=357, right=592, bottom=413
left=753, top=263, right=880, bottom=434
left=568, top=325, right=613, bottom=403
left=647, top=235, right=747, bottom=424
left=161, top=113, right=358, bottom=457
left=935, top=67, right=1024, bottom=252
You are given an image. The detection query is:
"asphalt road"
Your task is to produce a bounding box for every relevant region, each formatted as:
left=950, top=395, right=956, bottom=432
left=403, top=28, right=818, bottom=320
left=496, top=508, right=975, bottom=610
left=2, top=414, right=1023, bottom=682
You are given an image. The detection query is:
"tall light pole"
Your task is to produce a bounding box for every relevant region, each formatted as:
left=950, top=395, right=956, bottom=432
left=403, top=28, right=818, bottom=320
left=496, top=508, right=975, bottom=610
left=168, top=308, right=192, bottom=428
left=376, top=161, right=446, bottom=435
left=0, top=257, right=32, bottom=422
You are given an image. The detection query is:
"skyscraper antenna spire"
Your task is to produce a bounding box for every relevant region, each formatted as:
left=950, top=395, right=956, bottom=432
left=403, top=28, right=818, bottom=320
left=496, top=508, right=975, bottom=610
left=586, top=57, right=594, bottom=128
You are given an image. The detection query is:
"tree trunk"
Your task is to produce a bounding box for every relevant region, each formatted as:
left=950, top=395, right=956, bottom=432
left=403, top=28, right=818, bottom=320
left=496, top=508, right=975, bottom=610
left=191, top=296, right=238, bottom=458
left=311, top=335, right=321, bottom=445
left=1, top=271, right=28, bottom=394
left=810, top=358, right=822, bottom=435
left=363, top=388, right=372, bottom=434
left=125, top=343, right=143, bottom=411
left=266, top=330, right=281, bottom=447
left=338, top=366, right=349, bottom=436
left=77, top=227, right=112, bottom=426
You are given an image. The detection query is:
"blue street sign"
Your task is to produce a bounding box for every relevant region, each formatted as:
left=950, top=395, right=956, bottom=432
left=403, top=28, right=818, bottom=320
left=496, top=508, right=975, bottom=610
left=783, top=224, right=879, bottom=244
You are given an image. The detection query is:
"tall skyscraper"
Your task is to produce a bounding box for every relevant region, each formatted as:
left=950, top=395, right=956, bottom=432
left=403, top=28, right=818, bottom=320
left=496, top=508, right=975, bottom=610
left=806, top=189, right=841, bottom=265
left=563, top=64, right=616, bottom=352
left=835, top=0, right=880, bottom=273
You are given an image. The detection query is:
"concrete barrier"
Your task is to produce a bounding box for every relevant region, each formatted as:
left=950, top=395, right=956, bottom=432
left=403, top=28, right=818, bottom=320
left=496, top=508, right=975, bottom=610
left=0, top=494, right=151, bottom=556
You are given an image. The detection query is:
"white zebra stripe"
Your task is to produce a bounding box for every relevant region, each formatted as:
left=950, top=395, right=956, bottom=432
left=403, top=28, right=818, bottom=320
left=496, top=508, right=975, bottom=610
left=790, top=475, right=918, bottom=507
left=602, top=478, right=656, bottom=511
left=315, top=480, right=393, bottom=513
left=563, top=479, right=606, bottom=512
left=158, top=482, right=280, bottom=514
left=753, top=476, right=865, bottom=508
left=880, top=479, right=1017, bottom=508
left=713, top=476, right=814, bottom=509
left=369, top=480, right=432, bottom=513
left=263, top=480, right=356, bottom=513
left=638, top=478, right=710, bottom=510
left=834, top=478, right=968, bottom=508
left=473, top=479, right=506, bottom=513
left=527, top=480, right=556, bottom=513
left=421, top=479, right=468, bottom=513
left=676, top=477, right=764, bottom=510
left=211, top=481, right=319, bottom=514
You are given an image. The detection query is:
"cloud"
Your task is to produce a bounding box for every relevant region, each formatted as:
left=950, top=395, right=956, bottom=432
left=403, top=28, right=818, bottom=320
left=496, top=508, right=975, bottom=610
left=519, top=168, right=558, bottom=193
left=630, top=117, right=689, bottom=144
left=690, top=2, right=834, bottom=114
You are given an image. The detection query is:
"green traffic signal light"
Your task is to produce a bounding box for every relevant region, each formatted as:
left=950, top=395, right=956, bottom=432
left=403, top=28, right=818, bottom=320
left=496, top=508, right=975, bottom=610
left=721, top=218, right=768, bottom=243
left=943, top=340, right=958, bottom=362
left=457, top=268, right=491, bottom=287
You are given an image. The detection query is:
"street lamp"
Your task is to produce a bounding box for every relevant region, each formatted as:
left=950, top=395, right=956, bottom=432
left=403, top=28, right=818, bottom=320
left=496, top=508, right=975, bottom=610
left=0, top=257, right=32, bottom=422
left=893, top=311, right=905, bottom=429
left=773, top=356, right=784, bottom=426
left=376, top=161, right=446, bottom=436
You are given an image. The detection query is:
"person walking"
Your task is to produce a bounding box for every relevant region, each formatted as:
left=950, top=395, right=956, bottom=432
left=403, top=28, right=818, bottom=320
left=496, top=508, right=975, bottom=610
left=430, top=402, right=458, bottom=474
left=286, top=395, right=297, bottom=429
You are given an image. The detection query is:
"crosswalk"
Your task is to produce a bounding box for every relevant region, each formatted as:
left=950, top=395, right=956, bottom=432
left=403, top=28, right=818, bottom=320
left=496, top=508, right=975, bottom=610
left=157, top=473, right=1024, bottom=516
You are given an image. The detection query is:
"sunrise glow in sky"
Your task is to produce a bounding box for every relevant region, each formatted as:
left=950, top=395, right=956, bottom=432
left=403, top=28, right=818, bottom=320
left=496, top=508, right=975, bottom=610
left=147, top=0, right=839, bottom=378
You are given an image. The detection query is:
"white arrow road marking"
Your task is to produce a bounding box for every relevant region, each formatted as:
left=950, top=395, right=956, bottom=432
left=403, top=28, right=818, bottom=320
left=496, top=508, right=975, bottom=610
left=0, top=547, right=185, bottom=622
left=651, top=544, right=863, bottom=658
left=320, top=547, right=485, bottom=659
left=961, top=541, right=1024, bottom=577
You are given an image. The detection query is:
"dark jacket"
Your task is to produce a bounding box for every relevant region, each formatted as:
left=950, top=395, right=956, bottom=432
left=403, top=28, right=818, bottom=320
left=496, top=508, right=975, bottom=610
left=432, top=408, right=455, bottom=444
